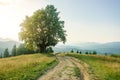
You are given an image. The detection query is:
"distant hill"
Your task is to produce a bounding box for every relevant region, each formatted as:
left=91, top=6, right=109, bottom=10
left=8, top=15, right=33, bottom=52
left=0, top=38, right=120, bottom=55
left=53, top=42, right=120, bottom=54
left=0, top=38, right=20, bottom=53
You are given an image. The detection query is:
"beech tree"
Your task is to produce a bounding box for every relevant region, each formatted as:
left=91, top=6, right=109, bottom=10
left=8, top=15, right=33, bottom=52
left=19, top=5, right=66, bottom=53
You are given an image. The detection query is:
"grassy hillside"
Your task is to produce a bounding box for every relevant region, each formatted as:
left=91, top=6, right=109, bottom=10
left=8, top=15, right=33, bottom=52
left=67, top=53, right=120, bottom=80
left=0, top=54, right=57, bottom=80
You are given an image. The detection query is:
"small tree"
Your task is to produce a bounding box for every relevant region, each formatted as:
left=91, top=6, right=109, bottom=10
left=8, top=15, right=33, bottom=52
left=4, top=48, right=9, bottom=57
left=93, top=51, right=97, bottom=55
left=76, top=50, right=79, bottom=53
left=0, top=53, right=2, bottom=58
left=71, top=49, right=74, bottom=53
left=12, top=45, right=16, bottom=56
left=46, top=47, right=54, bottom=53
left=85, top=51, right=88, bottom=54
left=79, top=51, right=82, bottom=54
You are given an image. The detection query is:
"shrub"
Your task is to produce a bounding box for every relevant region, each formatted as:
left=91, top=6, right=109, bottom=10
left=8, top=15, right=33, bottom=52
left=76, top=50, right=79, bottom=53
left=93, top=51, right=97, bottom=55
left=85, top=51, right=88, bottom=54
left=71, top=49, right=74, bottom=53
left=79, top=51, right=82, bottom=54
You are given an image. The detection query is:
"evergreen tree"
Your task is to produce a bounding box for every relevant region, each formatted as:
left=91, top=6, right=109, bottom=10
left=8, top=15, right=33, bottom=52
left=12, top=45, right=16, bottom=56
left=71, top=49, right=74, bottom=53
left=85, top=51, right=88, bottom=54
left=0, top=53, right=2, bottom=58
left=93, top=51, right=97, bottom=55
left=79, top=51, right=82, bottom=54
left=76, top=50, right=79, bottom=53
left=4, top=48, right=9, bottom=57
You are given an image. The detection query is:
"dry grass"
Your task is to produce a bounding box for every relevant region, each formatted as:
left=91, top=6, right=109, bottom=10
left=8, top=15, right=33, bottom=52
left=67, top=53, right=120, bottom=80
left=0, top=54, right=57, bottom=80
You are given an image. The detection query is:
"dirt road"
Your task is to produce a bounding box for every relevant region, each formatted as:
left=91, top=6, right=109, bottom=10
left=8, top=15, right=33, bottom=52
left=37, top=55, right=91, bottom=80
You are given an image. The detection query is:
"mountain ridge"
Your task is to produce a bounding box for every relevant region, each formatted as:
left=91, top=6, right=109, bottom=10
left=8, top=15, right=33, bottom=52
left=53, top=42, right=120, bottom=54
left=0, top=38, right=120, bottom=54
left=0, top=38, right=20, bottom=53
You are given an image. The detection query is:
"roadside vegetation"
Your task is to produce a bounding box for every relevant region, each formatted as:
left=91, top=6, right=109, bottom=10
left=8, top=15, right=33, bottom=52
left=0, top=54, right=57, bottom=80
left=110, top=54, right=120, bottom=58
left=67, top=53, right=120, bottom=80
left=74, top=66, right=80, bottom=78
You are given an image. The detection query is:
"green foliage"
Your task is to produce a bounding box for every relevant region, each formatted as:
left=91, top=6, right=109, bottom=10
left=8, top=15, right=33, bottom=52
left=12, top=45, right=17, bottom=56
left=110, top=54, right=120, bottom=58
left=79, top=51, right=82, bottom=54
left=46, top=47, right=54, bottom=53
left=85, top=51, right=88, bottom=54
left=71, top=49, right=74, bottom=53
left=4, top=48, right=9, bottom=57
left=0, top=53, right=2, bottom=58
left=74, top=66, right=80, bottom=77
left=76, top=50, right=79, bottom=53
left=19, top=5, right=66, bottom=53
left=93, top=51, right=97, bottom=55
left=16, top=44, right=34, bottom=55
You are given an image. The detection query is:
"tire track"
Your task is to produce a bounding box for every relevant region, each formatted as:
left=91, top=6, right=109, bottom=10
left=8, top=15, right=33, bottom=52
left=69, top=57, right=91, bottom=80
left=37, top=55, right=91, bottom=80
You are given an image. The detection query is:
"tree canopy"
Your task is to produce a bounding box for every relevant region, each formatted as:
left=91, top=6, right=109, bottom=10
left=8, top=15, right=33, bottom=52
left=19, top=5, right=66, bottom=53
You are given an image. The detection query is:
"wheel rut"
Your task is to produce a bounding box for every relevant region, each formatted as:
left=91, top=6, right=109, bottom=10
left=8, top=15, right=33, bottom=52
left=37, top=55, right=91, bottom=80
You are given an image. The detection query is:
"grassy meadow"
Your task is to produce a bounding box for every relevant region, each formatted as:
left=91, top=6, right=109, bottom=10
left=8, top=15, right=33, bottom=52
left=0, top=54, right=57, bottom=80
left=67, top=53, right=120, bottom=80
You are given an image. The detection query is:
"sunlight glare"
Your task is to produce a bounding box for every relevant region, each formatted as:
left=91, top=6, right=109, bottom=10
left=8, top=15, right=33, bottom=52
left=0, top=2, right=20, bottom=41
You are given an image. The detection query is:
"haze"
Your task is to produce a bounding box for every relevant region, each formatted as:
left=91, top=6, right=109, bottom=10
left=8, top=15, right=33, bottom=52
left=0, top=0, right=120, bottom=43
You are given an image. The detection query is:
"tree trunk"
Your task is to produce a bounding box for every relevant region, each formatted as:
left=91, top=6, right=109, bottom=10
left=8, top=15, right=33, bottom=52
left=40, top=45, right=46, bottom=53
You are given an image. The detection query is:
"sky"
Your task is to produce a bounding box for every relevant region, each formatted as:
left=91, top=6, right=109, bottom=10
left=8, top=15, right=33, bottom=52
left=0, top=0, right=120, bottom=43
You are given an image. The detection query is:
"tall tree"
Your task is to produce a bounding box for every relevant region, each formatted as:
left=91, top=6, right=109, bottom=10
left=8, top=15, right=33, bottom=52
left=12, top=45, right=16, bottom=56
left=4, top=48, right=9, bottom=57
left=19, top=5, right=66, bottom=53
left=0, top=53, right=2, bottom=58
